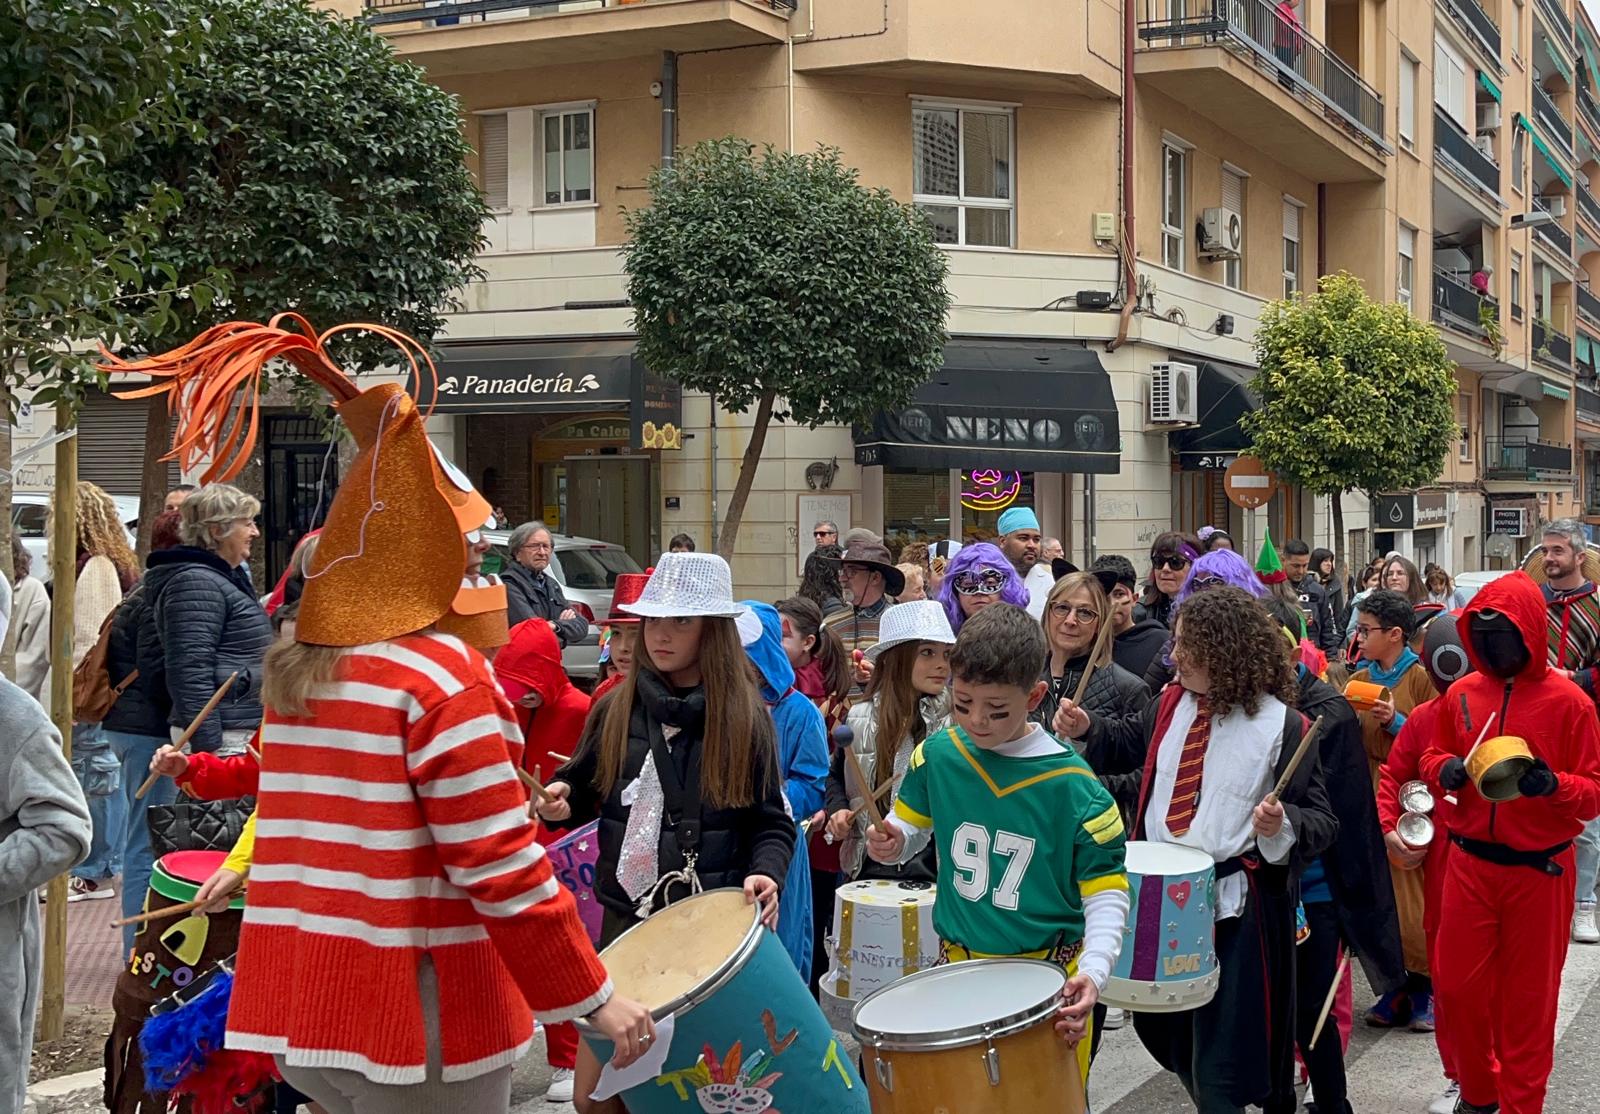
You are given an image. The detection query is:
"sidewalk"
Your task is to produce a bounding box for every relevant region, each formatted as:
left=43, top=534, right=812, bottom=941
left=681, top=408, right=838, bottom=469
left=63, top=880, right=125, bottom=1008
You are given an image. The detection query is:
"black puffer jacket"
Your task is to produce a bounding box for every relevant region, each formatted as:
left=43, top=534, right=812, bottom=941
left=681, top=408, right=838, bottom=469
left=143, top=547, right=271, bottom=752
left=1033, top=654, right=1151, bottom=811
left=554, top=683, right=795, bottom=922
left=102, top=579, right=171, bottom=738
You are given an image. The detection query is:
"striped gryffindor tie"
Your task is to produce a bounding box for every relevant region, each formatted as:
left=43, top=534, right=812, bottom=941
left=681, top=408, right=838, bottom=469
left=1164, top=695, right=1213, bottom=837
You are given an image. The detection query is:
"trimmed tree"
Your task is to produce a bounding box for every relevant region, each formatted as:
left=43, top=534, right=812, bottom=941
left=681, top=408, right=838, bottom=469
left=1241, top=271, right=1457, bottom=579
left=100, top=0, right=488, bottom=551
left=625, top=139, right=950, bottom=558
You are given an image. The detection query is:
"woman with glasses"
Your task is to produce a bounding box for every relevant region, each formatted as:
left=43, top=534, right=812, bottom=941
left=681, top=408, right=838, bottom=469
left=1139, top=531, right=1202, bottom=630
left=1038, top=572, right=1151, bottom=744
left=934, top=542, right=1030, bottom=634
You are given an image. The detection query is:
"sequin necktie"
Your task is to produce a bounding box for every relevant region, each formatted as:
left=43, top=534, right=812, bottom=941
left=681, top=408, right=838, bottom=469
left=616, top=724, right=678, bottom=902
left=1165, top=695, right=1212, bottom=837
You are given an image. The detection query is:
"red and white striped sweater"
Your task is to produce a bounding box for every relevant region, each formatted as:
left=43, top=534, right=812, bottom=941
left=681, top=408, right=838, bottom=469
left=226, top=632, right=611, bottom=1084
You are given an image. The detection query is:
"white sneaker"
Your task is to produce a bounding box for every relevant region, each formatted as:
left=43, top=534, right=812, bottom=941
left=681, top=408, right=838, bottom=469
left=1428, top=1080, right=1461, bottom=1114
left=545, top=1067, right=575, bottom=1103
left=1101, top=1007, right=1125, bottom=1030
left=1573, top=901, right=1599, bottom=944
left=67, top=877, right=114, bottom=902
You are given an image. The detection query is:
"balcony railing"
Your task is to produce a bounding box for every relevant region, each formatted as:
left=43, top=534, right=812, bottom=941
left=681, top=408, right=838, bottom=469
left=1583, top=90, right=1600, bottom=139
left=1137, top=0, right=1385, bottom=148
left=1582, top=183, right=1600, bottom=230
left=1433, top=105, right=1501, bottom=197
left=1534, top=318, right=1575, bottom=367
left=1532, top=197, right=1573, bottom=255
left=1533, top=84, right=1574, bottom=156
left=366, top=0, right=795, bottom=25
left=1580, top=384, right=1600, bottom=418
left=1579, top=285, right=1600, bottom=328
left=1439, top=0, right=1502, bottom=60
left=1432, top=267, right=1495, bottom=339
left=1485, top=436, right=1575, bottom=480
left=1537, top=0, right=1573, bottom=44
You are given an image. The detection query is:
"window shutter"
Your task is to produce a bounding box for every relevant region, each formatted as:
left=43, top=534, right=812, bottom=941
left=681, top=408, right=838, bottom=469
left=480, top=114, right=509, bottom=210
left=78, top=388, right=180, bottom=496
left=1399, top=225, right=1416, bottom=257
left=1283, top=199, right=1301, bottom=240
left=1399, top=56, right=1417, bottom=141
left=1220, top=168, right=1243, bottom=213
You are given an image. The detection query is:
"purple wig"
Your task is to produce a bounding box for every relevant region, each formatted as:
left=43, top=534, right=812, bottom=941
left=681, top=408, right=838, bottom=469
left=936, top=542, right=1030, bottom=631
left=1172, top=547, right=1268, bottom=610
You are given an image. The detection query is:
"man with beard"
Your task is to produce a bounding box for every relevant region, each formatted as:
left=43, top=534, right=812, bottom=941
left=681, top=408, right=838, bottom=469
left=996, top=506, right=1055, bottom=620
left=1539, top=519, right=1600, bottom=944
left=1284, top=538, right=1341, bottom=656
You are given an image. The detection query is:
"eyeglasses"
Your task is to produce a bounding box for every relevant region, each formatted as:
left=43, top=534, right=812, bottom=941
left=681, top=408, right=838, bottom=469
left=1354, top=624, right=1394, bottom=639
left=1152, top=554, right=1191, bottom=572
left=1049, top=603, right=1100, bottom=624
left=519, top=542, right=552, bottom=553
left=840, top=564, right=874, bottom=579
left=953, top=569, right=1007, bottom=596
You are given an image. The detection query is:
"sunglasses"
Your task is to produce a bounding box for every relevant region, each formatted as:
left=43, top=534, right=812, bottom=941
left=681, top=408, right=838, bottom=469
left=1152, top=554, right=1191, bottom=571
left=953, top=568, right=1007, bottom=596
left=814, top=530, right=836, bottom=538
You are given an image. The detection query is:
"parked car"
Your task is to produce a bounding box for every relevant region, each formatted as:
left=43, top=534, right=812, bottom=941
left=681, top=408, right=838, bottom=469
left=12, top=491, right=140, bottom=584
left=1452, top=568, right=1514, bottom=606
left=482, top=529, right=643, bottom=681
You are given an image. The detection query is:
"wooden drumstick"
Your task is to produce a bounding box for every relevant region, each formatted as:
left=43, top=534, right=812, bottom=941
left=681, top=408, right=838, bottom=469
left=1070, top=612, right=1118, bottom=707
left=517, top=766, right=554, bottom=805
left=111, top=885, right=247, bottom=928
left=842, top=744, right=883, bottom=828
left=135, top=672, right=240, bottom=800
left=848, top=777, right=896, bottom=824
left=1269, top=714, right=1327, bottom=802
left=1309, top=951, right=1351, bottom=1049
left=1463, top=711, right=1499, bottom=766
left=548, top=752, right=572, bottom=765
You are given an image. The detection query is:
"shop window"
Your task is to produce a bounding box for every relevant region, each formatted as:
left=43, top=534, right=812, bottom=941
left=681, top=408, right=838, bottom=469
left=883, top=468, right=952, bottom=557
left=962, top=470, right=1035, bottom=543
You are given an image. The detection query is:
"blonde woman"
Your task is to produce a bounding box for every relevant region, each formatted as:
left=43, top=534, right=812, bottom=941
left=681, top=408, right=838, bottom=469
left=60, top=482, right=139, bottom=900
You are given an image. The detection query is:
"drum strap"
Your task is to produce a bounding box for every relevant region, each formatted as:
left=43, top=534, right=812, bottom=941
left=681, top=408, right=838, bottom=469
left=648, top=728, right=704, bottom=857
left=1450, top=833, right=1571, bottom=876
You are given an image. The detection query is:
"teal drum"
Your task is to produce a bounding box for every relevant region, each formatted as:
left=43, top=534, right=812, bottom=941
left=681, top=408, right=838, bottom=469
left=578, top=888, right=869, bottom=1114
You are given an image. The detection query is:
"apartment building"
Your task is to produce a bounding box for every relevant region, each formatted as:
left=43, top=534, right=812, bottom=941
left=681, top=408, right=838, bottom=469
left=38, top=0, right=1590, bottom=590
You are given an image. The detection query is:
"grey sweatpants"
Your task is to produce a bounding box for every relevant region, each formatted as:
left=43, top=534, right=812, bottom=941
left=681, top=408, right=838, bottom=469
left=273, top=958, right=515, bottom=1114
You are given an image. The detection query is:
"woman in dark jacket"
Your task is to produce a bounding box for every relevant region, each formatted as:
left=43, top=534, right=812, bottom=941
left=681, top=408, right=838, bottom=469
left=142, top=485, right=272, bottom=755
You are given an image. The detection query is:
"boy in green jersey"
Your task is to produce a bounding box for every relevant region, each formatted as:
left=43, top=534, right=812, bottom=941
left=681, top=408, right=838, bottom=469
left=866, top=603, right=1129, bottom=1082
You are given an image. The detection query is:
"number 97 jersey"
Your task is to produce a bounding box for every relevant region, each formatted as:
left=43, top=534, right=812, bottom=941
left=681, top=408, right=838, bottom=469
left=893, top=726, right=1128, bottom=957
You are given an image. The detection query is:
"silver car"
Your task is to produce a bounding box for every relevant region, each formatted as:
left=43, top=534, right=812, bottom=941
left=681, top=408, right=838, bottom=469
left=482, top=529, right=643, bottom=681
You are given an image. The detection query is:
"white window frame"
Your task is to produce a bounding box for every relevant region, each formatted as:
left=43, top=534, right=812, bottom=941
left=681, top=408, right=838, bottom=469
left=1457, top=391, right=1474, bottom=462
left=1512, top=124, right=1526, bottom=195
left=1220, top=163, right=1247, bottom=290
left=1162, top=137, right=1191, bottom=272
left=1511, top=250, right=1524, bottom=318
left=1283, top=195, right=1305, bottom=298
left=1399, top=52, right=1418, bottom=151
left=1512, top=0, right=1524, bottom=63
left=911, top=99, right=1017, bottom=249
left=538, top=104, right=595, bottom=208
left=473, top=100, right=598, bottom=214
left=1434, top=37, right=1470, bottom=130
left=1398, top=224, right=1416, bottom=310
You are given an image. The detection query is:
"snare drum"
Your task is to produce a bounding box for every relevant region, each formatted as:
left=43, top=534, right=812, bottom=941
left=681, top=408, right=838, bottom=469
left=1101, top=841, right=1219, bottom=1012
left=578, top=889, right=868, bottom=1114
left=545, top=820, right=601, bottom=946
left=106, top=850, right=247, bottom=1114
left=853, top=959, right=1085, bottom=1114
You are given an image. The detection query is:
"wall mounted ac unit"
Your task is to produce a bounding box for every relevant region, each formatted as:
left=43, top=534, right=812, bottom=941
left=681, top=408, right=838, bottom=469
left=1150, top=361, right=1199, bottom=424
left=1200, top=207, right=1243, bottom=258
left=1475, top=135, right=1496, bottom=158
left=1477, top=102, right=1501, bottom=131
left=1546, top=196, right=1567, bottom=217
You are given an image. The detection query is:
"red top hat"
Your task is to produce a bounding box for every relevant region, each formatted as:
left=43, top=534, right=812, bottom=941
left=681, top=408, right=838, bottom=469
left=605, top=570, right=652, bottom=624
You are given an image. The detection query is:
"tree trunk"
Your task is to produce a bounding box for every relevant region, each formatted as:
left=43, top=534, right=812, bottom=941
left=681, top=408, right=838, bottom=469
left=1331, top=490, right=1347, bottom=601
left=716, top=387, right=777, bottom=561
left=136, top=395, right=172, bottom=559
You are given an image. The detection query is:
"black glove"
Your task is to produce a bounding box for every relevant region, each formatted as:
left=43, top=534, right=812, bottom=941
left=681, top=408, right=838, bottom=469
left=1439, top=758, right=1469, bottom=791
left=1517, top=757, right=1560, bottom=799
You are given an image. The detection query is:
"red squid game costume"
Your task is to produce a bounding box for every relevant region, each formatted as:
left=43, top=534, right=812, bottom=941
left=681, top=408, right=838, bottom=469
left=1419, top=573, right=1600, bottom=1114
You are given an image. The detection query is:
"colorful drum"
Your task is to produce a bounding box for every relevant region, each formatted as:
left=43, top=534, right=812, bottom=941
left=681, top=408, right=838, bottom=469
left=107, top=850, right=247, bottom=1114
left=546, top=820, right=601, bottom=946
left=1101, top=841, right=1219, bottom=1013
left=818, top=880, right=937, bottom=1030
left=578, top=888, right=868, bottom=1114
left=852, top=959, right=1085, bottom=1114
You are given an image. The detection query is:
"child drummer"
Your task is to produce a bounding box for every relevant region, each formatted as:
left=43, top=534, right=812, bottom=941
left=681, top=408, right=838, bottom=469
left=1054, top=586, right=1337, bottom=1113
left=864, top=603, right=1129, bottom=1091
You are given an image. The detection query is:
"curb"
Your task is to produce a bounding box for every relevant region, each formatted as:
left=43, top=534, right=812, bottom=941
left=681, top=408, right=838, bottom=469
left=26, top=1067, right=103, bottom=1114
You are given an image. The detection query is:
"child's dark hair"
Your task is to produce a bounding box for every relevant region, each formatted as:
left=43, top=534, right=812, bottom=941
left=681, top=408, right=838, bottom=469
left=950, top=604, right=1045, bottom=690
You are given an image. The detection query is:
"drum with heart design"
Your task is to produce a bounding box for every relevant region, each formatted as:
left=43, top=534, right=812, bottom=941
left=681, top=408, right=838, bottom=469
left=1099, top=841, right=1219, bottom=1012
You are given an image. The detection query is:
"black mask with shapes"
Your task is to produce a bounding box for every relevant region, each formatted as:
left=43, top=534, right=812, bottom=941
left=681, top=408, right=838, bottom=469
left=1468, top=609, right=1531, bottom=679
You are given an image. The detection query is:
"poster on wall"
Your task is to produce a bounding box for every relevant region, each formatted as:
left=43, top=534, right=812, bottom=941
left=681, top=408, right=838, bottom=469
left=798, top=493, right=852, bottom=579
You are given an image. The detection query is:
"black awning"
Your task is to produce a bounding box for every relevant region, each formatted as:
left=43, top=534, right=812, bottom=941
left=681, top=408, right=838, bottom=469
left=1170, top=360, right=1260, bottom=462
left=852, top=338, right=1121, bottom=473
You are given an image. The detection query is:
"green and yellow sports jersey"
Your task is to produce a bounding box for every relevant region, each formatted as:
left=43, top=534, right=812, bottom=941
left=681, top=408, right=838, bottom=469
left=894, top=725, right=1128, bottom=957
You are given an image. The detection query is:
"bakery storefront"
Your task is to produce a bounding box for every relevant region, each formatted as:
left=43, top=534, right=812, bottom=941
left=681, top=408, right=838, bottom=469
left=421, top=338, right=681, bottom=567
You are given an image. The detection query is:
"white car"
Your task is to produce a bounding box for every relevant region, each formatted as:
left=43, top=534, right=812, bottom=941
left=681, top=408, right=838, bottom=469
left=12, top=491, right=140, bottom=584
left=1452, top=568, right=1514, bottom=606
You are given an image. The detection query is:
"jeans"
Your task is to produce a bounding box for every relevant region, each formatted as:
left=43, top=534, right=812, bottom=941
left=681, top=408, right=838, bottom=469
left=1576, top=815, right=1600, bottom=906
left=105, top=728, right=178, bottom=953
left=71, top=724, right=127, bottom=881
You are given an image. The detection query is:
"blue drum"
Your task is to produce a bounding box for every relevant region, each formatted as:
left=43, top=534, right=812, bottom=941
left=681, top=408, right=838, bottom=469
left=579, top=888, right=869, bottom=1114
left=1100, top=840, right=1220, bottom=1012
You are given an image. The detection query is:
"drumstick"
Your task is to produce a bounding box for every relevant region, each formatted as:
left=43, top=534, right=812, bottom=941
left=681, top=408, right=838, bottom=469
left=1463, top=712, right=1499, bottom=766
left=548, top=752, right=572, bottom=765
left=1309, top=951, right=1351, bottom=1049
left=848, top=777, right=896, bottom=824
left=517, top=766, right=555, bottom=805
left=110, top=885, right=247, bottom=928
left=135, top=672, right=240, bottom=800
left=842, top=745, right=883, bottom=828
left=1070, top=615, right=1118, bottom=707
left=1269, top=714, right=1327, bottom=802
left=246, top=743, right=263, bottom=764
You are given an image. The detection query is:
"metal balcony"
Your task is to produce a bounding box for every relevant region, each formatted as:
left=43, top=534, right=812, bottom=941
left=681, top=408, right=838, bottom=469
left=1579, top=383, right=1600, bottom=418
left=1579, top=285, right=1600, bottom=329
left=1432, top=268, right=1495, bottom=340
left=1534, top=318, right=1574, bottom=368
left=1434, top=106, right=1501, bottom=198
left=1537, top=0, right=1573, bottom=43
left=1534, top=84, right=1574, bottom=157
left=1583, top=91, right=1600, bottom=140
left=1438, top=0, right=1501, bottom=61
left=1582, top=183, right=1600, bottom=231
left=367, top=0, right=793, bottom=26
left=1485, top=436, right=1574, bottom=481
left=1532, top=197, right=1573, bottom=255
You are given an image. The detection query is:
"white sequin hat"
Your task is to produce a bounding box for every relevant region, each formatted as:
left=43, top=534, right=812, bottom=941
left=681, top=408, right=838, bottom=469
left=620, top=552, right=745, bottom=619
left=865, top=599, right=957, bottom=661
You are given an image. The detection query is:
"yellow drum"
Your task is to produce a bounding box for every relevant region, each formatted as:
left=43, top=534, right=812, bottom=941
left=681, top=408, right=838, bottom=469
left=1343, top=680, right=1391, bottom=713
left=1467, top=736, right=1534, bottom=802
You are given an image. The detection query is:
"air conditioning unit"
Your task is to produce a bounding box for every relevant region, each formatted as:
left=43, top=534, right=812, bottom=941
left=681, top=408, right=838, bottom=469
left=1150, top=361, right=1200, bottom=424
left=1475, top=135, right=1496, bottom=158
left=1546, top=196, right=1568, bottom=217
left=1477, top=102, right=1502, bottom=131
left=1200, top=207, right=1243, bottom=258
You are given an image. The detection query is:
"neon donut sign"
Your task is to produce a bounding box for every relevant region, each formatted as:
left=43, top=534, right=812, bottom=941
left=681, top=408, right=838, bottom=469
left=960, top=469, right=1022, bottom=512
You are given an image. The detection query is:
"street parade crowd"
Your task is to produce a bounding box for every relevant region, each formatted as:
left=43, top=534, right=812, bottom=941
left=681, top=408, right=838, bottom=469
left=6, top=315, right=1600, bottom=1114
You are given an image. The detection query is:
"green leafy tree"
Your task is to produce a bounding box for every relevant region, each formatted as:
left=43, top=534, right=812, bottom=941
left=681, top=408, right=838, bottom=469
left=625, top=139, right=950, bottom=557
left=1242, top=271, right=1457, bottom=579
left=100, top=0, right=488, bottom=548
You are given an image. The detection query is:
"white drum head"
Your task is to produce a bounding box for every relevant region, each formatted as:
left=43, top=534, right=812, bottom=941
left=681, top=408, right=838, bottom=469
left=853, top=959, right=1064, bottom=1037
left=1124, top=840, right=1215, bottom=876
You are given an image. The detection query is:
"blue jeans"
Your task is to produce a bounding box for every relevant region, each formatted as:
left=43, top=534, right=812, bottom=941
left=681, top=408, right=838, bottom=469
left=71, top=724, right=127, bottom=882
left=1576, top=815, right=1600, bottom=907
left=105, top=728, right=178, bottom=953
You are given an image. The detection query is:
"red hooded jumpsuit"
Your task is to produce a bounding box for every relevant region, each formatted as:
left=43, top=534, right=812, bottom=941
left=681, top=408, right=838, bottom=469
left=1419, top=573, right=1600, bottom=1113
left=494, top=618, right=594, bottom=1073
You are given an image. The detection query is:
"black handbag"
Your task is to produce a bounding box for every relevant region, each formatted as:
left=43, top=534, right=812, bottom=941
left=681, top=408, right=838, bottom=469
left=146, top=796, right=256, bottom=857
